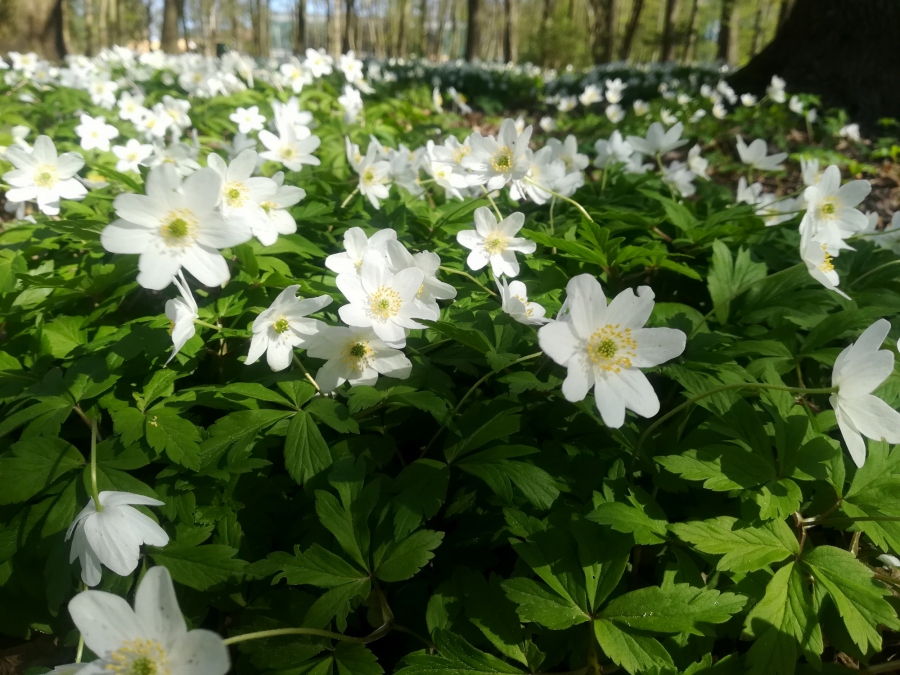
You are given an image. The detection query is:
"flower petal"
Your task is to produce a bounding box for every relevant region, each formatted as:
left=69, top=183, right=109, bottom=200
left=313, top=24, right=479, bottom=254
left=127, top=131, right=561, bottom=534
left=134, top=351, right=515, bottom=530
left=68, top=590, right=143, bottom=658
left=134, top=566, right=187, bottom=646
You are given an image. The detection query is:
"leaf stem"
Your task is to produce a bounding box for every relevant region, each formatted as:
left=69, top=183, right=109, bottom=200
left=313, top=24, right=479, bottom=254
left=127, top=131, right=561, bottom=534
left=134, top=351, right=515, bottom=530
left=340, top=186, right=360, bottom=209
left=292, top=354, right=321, bottom=393
left=851, top=258, right=900, bottom=289
left=223, top=623, right=390, bottom=646
left=75, top=634, right=84, bottom=663
left=90, top=416, right=103, bottom=512
left=438, top=266, right=498, bottom=297
left=480, top=185, right=504, bottom=221
left=194, top=319, right=223, bottom=332
left=524, top=177, right=595, bottom=223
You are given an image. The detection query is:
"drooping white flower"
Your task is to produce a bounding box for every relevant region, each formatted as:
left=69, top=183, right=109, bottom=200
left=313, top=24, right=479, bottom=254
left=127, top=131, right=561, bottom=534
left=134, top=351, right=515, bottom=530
left=839, top=123, right=862, bottom=142
left=448, top=87, right=473, bottom=114
left=230, top=105, right=266, bottom=134
left=112, top=139, right=154, bottom=173
left=259, top=122, right=321, bottom=172
left=68, top=566, right=229, bottom=675
left=307, top=326, right=412, bottom=391
left=767, top=75, right=787, bottom=103
left=3, top=135, right=86, bottom=215
left=735, top=135, right=787, bottom=171
left=687, top=144, right=708, bottom=179
left=246, top=286, right=332, bottom=371
left=165, top=271, right=199, bottom=365
left=463, top=118, right=532, bottom=191
left=207, top=150, right=279, bottom=245
left=101, top=164, right=250, bottom=290
left=66, top=491, right=169, bottom=587
left=627, top=122, right=687, bottom=156
left=385, top=239, right=457, bottom=317
left=538, top=274, right=686, bottom=428
left=789, top=95, right=804, bottom=115
left=497, top=277, right=549, bottom=326
left=830, top=319, right=900, bottom=467
left=337, top=250, right=428, bottom=347
left=456, top=208, right=536, bottom=278
left=432, top=86, right=444, bottom=113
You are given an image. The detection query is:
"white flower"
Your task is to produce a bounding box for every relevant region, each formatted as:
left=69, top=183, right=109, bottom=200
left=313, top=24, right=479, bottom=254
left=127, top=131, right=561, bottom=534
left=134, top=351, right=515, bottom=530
left=101, top=164, right=250, bottom=290
left=134, top=104, right=173, bottom=139
left=3, top=135, right=86, bottom=215
left=594, top=131, right=634, bottom=168
left=272, top=97, right=313, bottom=136
left=557, top=96, right=577, bottom=113
left=385, top=239, right=456, bottom=317
left=497, top=278, right=549, bottom=325
left=340, top=51, right=365, bottom=82
left=456, top=208, right=536, bottom=278
left=337, top=250, right=428, bottom=347
left=326, top=227, right=397, bottom=277
left=712, top=102, right=728, bottom=119
left=539, top=116, right=556, bottom=132
left=538, top=274, right=686, bottom=428
left=433, top=86, right=444, bottom=113
left=605, top=104, right=625, bottom=124
left=68, top=566, right=229, bottom=675
left=800, top=157, right=822, bottom=188
left=830, top=319, right=900, bottom=467
left=66, top=491, right=168, bottom=586
left=146, top=141, right=201, bottom=177
left=448, top=87, right=472, bottom=114
left=513, top=115, right=527, bottom=136
left=117, top=91, right=146, bottom=122
left=878, top=554, right=900, bottom=569
left=308, top=326, right=412, bottom=391
left=305, top=48, right=334, bottom=77
left=246, top=286, right=332, bottom=371
left=874, top=213, right=900, bottom=254
left=690, top=109, right=707, bottom=123
left=280, top=60, right=312, bottom=92
left=165, top=271, right=199, bottom=365
left=800, top=165, right=871, bottom=251
left=605, top=78, right=626, bottom=104
left=161, top=96, right=192, bottom=129
left=632, top=99, right=649, bottom=116
left=207, top=150, right=279, bottom=245
left=579, top=84, right=603, bottom=107
left=463, top=119, right=532, bottom=191
left=75, top=114, right=119, bottom=152
left=660, top=108, right=678, bottom=126
left=230, top=105, right=266, bottom=134
left=806, top=108, right=819, bottom=124
left=338, top=84, right=364, bottom=123
left=511, top=147, right=565, bottom=205
left=255, top=171, right=305, bottom=244
left=112, top=139, right=154, bottom=173
left=735, top=135, right=787, bottom=171
left=259, top=122, right=320, bottom=172
left=741, top=93, right=757, bottom=107
left=789, top=95, right=804, bottom=115
left=627, top=122, right=687, bottom=156
left=662, top=161, right=696, bottom=198
left=839, top=123, right=862, bottom=142
left=767, top=75, right=787, bottom=103
left=800, top=231, right=848, bottom=299
left=687, top=144, right=708, bottom=179
left=354, top=144, right=392, bottom=209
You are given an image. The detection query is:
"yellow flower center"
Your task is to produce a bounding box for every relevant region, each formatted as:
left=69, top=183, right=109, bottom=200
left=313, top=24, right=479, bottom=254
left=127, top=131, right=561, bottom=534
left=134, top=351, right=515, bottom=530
left=369, top=286, right=401, bottom=320
left=260, top=201, right=276, bottom=215
left=490, top=147, right=513, bottom=172
left=586, top=325, right=637, bottom=373
left=273, top=317, right=291, bottom=334
left=223, top=181, right=248, bottom=208
left=451, top=146, right=471, bottom=164
left=280, top=145, right=297, bottom=160
left=514, top=295, right=533, bottom=317
left=817, top=198, right=839, bottom=220
left=819, top=244, right=834, bottom=273
left=160, top=209, right=197, bottom=246
left=483, top=234, right=508, bottom=255
left=363, top=167, right=378, bottom=185
left=105, top=639, right=170, bottom=675
left=34, top=164, right=58, bottom=188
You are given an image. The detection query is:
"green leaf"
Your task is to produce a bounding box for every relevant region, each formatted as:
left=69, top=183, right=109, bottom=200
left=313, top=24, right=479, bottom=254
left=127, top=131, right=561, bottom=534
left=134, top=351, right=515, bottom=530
left=0, top=438, right=84, bottom=505
left=304, top=578, right=372, bottom=631
left=802, top=545, right=900, bottom=653
left=375, top=529, right=444, bottom=582
left=600, top=583, right=746, bottom=635
left=285, top=411, right=333, bottom=485
left=333, top=643, right=384, bottom=675
left=151, top=544, right=245, bottom=591
left=315, top=489, right=369, bottom=571
left=392, top=459, right=450, bottom=538
left=457, top=446, right=559, bottom=509
left=145, top=411, right=202, bottom=470
left=306, top=397, right=360, bottom=434
left=500, top=577, right=589, bottom=629
left=656, top=444, right=776, bottom=491
left=587, top=501, right=667, bottom=545
left=269, top=544, right=367, bottom=587
left=593, top=619, right=675, bottom=675
left=395, top=630, right=524, bottom=675
left=670, top=517, right=798, bottom=573
left=706, top=240, right=767, bottom=324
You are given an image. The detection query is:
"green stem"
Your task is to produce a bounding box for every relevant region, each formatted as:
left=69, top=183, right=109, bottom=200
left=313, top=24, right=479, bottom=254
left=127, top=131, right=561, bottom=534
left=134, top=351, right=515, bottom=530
left=223, top=624, right=390, bottom=646
left=421, top=352, right=542, bottom=457
left=523, top=177, right=595, bottom=223
left=293, top=354, right=321, bottom=393
left=75, top=634, right=84, bottom=663
left=864, top=660, right=900, bottom=674
left=480, top=185, right=503, bottom=221
left=90, top=417, right=102, bottom=512
left=194, top=319, right=222, bottom=332
left=851, top=258, right=900, bottom=289
left=438, top=266, right=498, bottom=297
left=635, top=382, right=838, bottom=459
left=340, top=186, right=360, bottom=209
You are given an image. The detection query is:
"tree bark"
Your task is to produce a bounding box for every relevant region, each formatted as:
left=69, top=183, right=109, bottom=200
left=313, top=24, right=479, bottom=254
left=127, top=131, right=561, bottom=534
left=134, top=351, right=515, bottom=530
left=294, top=0, right=306, bottom=52
left=502, top=0, right=516, bottom=62
left=730, top=0, right=900, bottom=133
left=342, top=0, right=354, bottom=51
left=619, top=0, right=643, bottom=60
left=659, top=0, right=677, bottom=61
left=776, top=0, right=791, bottom=30
left=396, top=0, right=407, bottom=55
left=716, top=0, right=738, bottom=64
left=418, top=0, right=427, bottom=55
left=538, top=0, right=553, bottom=65
left=0, top=0, right=67, bottom=59
left=464, top=0, right=478, bottom=60
left=749, top=0, right=764, bottom=57
left=681, top=0, right=698, bottom=60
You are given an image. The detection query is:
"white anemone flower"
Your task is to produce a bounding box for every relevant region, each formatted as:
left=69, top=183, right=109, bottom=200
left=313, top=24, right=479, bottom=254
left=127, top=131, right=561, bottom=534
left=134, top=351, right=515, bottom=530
left=605, top=104, right=625, bottom=124
left=456, top=207, right=536, bottom=278
left=230, top=105, right=266, bottom=134
left=256, top=171, right=305, bottom=243
left=246, top=286, right=332, bottom=371
left=662, top=161, right=697, bottom=198
left=307, top=326, right=412, bottom=391
left=355, top=148, right=392, bottom=209
left=538, top=274, right=686, bottom=428
left=830, top=319, right=900, bottom=467
left=165, top=271, right=199, bottom=365
left=594, top=131, right=634, bottom=168
left=68, top=566, right=229, bottom=675
left=800, top=231, right=849, bottom=300
left=687, top=145, right=709, bottom=179
left=3, top=135, right=87, bottom=215
left=101, top=164, right=251, bottom=290
left=207, top=150, right=279, bottom=244
left=627, top=122, right=687, bottom=156
left=463, top=118, right=532, bottom=191
left=632, top=100, right=649, bottom=116
left=112, top=139, right=154, bottom=173
left=735, top=135, right=787, bottom=171
left=66, top=491, right=169, bottom=587
left=326, top=226, right=397, bottom=277
left=385, top=239, right=457, bottom=317
left=259, top=122, right=321, bottom=172
left=800, top=165, right=871, bottom=249
left=337, top=250, right=428, bottom=347
left=75, top=114, right=120, bottom=152
left=497, top=278, right=549, bottom=326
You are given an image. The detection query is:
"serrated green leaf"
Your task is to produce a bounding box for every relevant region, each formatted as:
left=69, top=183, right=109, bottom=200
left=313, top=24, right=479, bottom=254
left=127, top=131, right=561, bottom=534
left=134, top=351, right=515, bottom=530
left=500, top=577, right=589, bottom=629
left=0, top=438, right=84, bottom=505
left=593, top=619, right=675, bottom=675
left=285, top=411, right=333, bottom=485
left=375, top=529, right=444, bottom=582
left=670, top=517, right=798, bottom=573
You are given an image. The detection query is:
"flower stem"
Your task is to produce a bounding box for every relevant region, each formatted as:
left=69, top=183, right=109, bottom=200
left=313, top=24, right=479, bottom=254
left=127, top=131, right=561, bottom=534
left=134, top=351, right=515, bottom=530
left=438, top=266, right=498, bottom=297
left=75, top=634, right=84, bottom=663
left=223, top=623, right=390, bottom=646
left=523, top=177, right=595, bottom=223
left=90, top=417, right=102, bottom=512
left=340, top=186, right=360, bottom=209
left=194, top=319, right=222, bottom=332
left=851, top=258, right=900, bottom=289
left=635, top=382, right=839, bottom=459
left=480, top=185, right=503, bottom=221
left=292, top=354, right=321, bottom=392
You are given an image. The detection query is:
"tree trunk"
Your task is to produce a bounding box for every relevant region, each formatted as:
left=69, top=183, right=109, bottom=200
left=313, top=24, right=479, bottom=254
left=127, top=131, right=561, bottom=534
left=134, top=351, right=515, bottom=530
left=659, top=0, right=677, bottom=61
left=538, top=0, right=553, bottom=65
left=749, top=0, right=764, bottom=56
left=619, top=0, right=643, bottom=60
left=85, top=0, right=96, bottom=54
left=98, top=0, right=108, bottom=48
left=730, top=0, right=900, bottom=133
left=464, top=0, right=478, bottom=60
left=396, top=0, right=407, bottom=55
left=776, top=0, right=791, bottom=30
left=435, top=0, right=448, bottom=57
left=294, top=0, right=306, bottom=52
left=502, top=0, right=515, bottom=62
left=418, top=0, right=427, bottom=55
left=716, top=0, right=738, bottom=64
left=0, top=0, right=66, bottom=59
left=342, top=0, right=354, bottom=51
left=681, top=0, right=698, bottom=60
left=449, top=0, right=461, bottom=57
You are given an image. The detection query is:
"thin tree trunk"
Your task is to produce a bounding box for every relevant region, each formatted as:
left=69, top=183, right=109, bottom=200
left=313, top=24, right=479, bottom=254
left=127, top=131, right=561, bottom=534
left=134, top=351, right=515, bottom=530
left=448, top=0, right=461, bottom=57
left=435, top=0, right=448, bottom=57
left=619, top=0, right=643, bottom=60
left=85, top=0, right=96, bottom=54
left=749, top=0, right=764, bottom=56
left=464, top=0, right=478, bottom=59
left=502, top=0, right=516, bottom=62
left=98, top=0, right=108, bottom=48
left=659, top=0, right=677, bottom=61
left=418, top=0, right=427, bottom=54
left=776, top=0, right=791, bottom=30
left=717, top=0, right=738, bottom=63
left=342, top=0, right=354, bottom=51
left=681, top=0, right=698, bottom=60
left=294, top=0, right=306, bottom=52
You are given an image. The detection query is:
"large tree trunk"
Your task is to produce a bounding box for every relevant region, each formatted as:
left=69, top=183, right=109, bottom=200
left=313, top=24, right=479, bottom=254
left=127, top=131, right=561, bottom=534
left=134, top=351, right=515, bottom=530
left=730, top=0, right=900, bottom=133
left=464, top=0, right=478, bottom=60
left=659, top=0, right=677, bottom=61
left=342, top=0, right=354, bottom=51
left=618, top=0, right=643, bottom=60
left=680, top=0, right=698, bottom=60
left=716, top=0, right=738, bottom=64
left=502, top=0, right=515, bottom=62
left=294, top=0, right=306, bottom=52
left=0, top=0, right=66, bottom=59
left=587, top=0, right=614, bottom=63
left=161, top=0, right=178, bottom=51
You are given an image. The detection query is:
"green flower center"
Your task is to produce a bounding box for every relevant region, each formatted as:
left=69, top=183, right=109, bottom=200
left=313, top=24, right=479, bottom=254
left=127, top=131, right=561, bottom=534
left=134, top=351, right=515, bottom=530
left=273, top=317, right=291, bottom=334
left=490, top=147, right=513, bottom=172
left=587, top=326, right=637, bottom=374
left=106, top=639, right=170, bottom=675
left=596, top=338, right=618, bottom=359
left=34, top=164, right=57, bottom=188
left=483, top=234, right=508, bottom=255
left=350, top=343, right=368, bottom=358
left=369, top=287, right=401, bottom=320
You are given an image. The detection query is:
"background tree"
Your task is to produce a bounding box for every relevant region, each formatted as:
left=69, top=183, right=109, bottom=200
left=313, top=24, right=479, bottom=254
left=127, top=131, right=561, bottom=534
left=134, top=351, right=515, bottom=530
left=0, top=0, right=67, bottom=58
left=464, top=0, right=478, bottom=59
